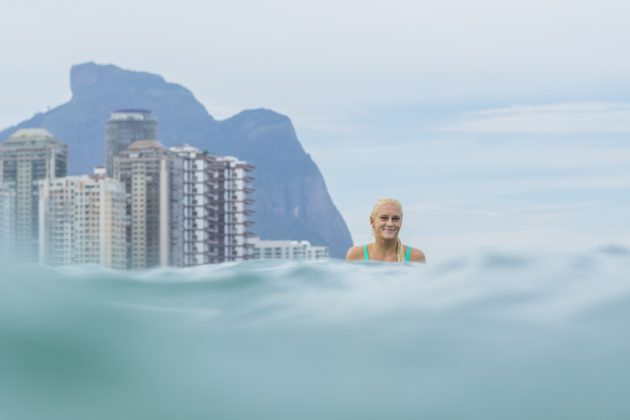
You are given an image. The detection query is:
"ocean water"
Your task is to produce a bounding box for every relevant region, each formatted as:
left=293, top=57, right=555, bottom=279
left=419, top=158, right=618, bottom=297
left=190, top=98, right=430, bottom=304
left=1, top=249, right=629, bottom=420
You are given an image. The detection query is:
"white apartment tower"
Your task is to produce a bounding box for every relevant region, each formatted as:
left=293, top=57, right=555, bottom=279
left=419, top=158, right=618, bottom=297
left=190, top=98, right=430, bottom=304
left=170, top=145, right=255, bottom=265
left=114, top=140, right=184, bottom=269
left=170, top=145, right=220, bottom=265
left=0, top=129, right=67, bottom=261
left=38, top=168, right=127, bottom=269
left=215, top=156, right=255, bottom=262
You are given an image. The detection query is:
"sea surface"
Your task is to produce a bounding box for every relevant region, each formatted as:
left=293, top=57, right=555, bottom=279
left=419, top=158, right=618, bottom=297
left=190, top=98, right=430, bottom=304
left=1, top=249, right=629, bottom=420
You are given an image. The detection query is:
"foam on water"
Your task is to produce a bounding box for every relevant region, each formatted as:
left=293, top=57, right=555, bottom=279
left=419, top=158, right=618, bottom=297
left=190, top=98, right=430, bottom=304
left=1, top=248, right=629, bottom=419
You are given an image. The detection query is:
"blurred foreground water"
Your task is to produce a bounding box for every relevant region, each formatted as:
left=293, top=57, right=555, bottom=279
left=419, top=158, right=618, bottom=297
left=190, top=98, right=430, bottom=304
left=1, top=248, right=629, bottom=420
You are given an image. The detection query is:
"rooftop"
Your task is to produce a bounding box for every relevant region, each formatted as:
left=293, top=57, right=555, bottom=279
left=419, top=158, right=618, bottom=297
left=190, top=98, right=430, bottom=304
left=5, top=128, right=61, bottom=145
left=170, top=144, right=200, bottom=153
left=126, top=140, right=165, bottom=151
left=113, top=109, right=152, bottom=114
left=109, top=110, right=156, bottom=121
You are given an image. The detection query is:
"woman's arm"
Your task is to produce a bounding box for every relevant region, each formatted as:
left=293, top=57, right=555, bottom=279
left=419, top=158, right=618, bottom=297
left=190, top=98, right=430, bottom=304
left=410, top=248, right=426, bottom=263
left=345, top=245, right=364, bottom=261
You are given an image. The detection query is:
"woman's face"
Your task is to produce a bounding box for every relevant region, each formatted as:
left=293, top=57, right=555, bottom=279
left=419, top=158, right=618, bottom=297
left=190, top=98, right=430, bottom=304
left=371, top=203, right=402, bottom=240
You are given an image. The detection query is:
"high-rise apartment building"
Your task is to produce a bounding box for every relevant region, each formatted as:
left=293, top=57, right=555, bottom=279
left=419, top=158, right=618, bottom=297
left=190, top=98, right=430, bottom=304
left=215, top=156, right=255, bottom=262
left=170, top=145, right=256, bottom=265
left=38, top=168, right=127, bottom=269
left=0, top=129, right=67, bottom=261
left=114, top=140, right=183, bottom=269
left=0, top=186, right=16, bottom=259
left=106, top=110, right=157, bottom=176
left=170, top=145, right=220, bottom=265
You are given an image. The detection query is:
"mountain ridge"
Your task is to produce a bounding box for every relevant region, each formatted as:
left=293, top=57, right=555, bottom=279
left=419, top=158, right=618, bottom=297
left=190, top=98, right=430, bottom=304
left=0, top=62, right=352, bottom=257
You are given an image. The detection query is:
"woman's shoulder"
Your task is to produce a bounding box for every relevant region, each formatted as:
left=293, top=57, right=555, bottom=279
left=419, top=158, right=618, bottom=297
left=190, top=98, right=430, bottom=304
left=407, top=246, right=426, bottom=263
left=345, top=245, right=366, bottom=261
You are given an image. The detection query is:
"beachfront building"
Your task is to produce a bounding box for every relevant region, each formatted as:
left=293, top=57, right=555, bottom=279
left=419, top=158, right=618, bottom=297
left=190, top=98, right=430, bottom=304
left=0, top=129, right=67, bottom=261
left=251, top=238, right=329, bottom=260
left=0, top=186, right=16, bottom=259
left=215, top=156, right=255, bottom=262
left=38, top=168, right=126, bottom=269
left=170, top=145, right=220, bottom=265
left=170, top=145, right=256, bottom=265
left=114, top=140, right=184, bottom=269
left=106, top=109, right=157, bottom=176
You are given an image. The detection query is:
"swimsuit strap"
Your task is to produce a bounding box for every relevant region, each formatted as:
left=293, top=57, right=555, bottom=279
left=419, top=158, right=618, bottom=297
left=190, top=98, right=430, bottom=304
left=363, top=244, right=369, bottom=261
left=405, top=245, right=411, bottom=262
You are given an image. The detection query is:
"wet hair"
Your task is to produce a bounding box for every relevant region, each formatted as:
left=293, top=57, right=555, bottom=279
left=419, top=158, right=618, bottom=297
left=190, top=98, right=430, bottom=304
left=370, top=198, right=406, bottom=262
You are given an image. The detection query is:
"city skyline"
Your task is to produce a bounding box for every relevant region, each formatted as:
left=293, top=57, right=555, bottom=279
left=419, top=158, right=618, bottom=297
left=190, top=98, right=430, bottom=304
left=0, top=117, right=261, bottom=267
left=0, top=111, right=331, bottom=267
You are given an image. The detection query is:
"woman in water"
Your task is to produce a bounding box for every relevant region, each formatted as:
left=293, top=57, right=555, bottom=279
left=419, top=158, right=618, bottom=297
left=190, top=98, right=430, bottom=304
left=345, top=198, right=426, bottom=263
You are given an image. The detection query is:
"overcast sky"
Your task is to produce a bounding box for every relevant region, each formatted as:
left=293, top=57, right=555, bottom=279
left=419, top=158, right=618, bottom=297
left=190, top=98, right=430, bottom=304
left=2, top=0, right=630, bottom=257
left=3, top=0, right=630, bottom=125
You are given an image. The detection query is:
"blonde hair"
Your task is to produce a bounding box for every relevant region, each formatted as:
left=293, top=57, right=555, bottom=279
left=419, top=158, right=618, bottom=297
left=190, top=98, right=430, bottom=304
left=370, top=198, right=406, bottom=262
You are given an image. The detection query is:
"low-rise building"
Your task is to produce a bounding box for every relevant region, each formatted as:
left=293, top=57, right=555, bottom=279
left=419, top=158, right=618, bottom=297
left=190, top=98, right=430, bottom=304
left=251, top=238, right=329, bottom=260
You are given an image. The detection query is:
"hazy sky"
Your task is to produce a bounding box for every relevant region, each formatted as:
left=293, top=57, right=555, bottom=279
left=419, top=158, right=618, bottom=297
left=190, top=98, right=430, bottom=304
left=3, top=0, right=630, bottom=259
left=3, top=0, right=630, bottom=125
